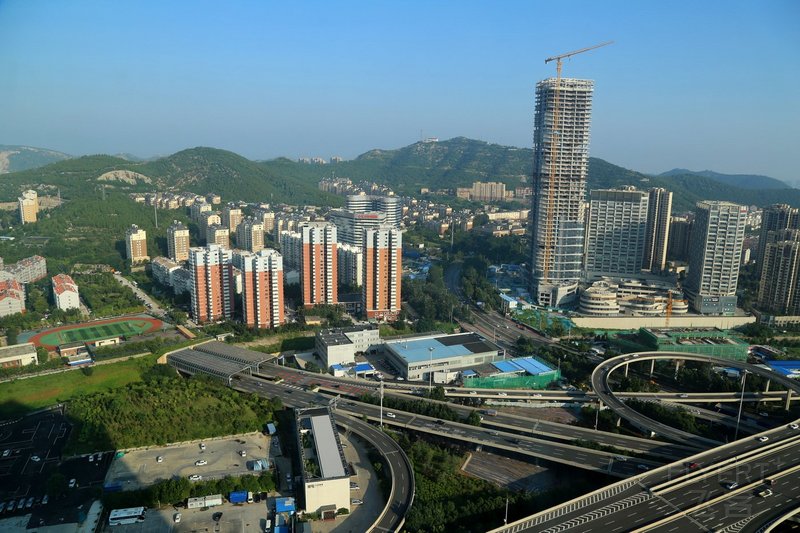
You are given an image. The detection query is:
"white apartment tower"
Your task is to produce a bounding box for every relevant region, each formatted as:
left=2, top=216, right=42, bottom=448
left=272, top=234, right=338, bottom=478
left=167, top=220, right=190, bottom=262
left=300, top=222, right=338, bottom=307
left=530, top=78, right=594, bottom=307
left=584, top=187, right=649, bottom=279
left=684, top=201, right=747, bottom=315
left=337, top=244, right=364, bottom=287
left=234, top=249, right=284, bottom=329
left=188, top=244, right=234, bottom=323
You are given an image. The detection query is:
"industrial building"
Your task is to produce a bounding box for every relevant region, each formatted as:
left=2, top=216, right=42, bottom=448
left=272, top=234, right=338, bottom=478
left=315, top=325, right=380, bottom=368
left=383, top=332, right=501, bottom=381
left=294, top=407, right=350, bottom=515
left=635, top=327, right=749, bottom=361
left=462, top=356, right=560, bottom=389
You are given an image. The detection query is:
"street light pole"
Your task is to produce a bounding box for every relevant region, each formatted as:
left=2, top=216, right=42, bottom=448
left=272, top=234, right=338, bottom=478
left=734, top=370, right=749, bottom=441
left=380, top=379, right=384, bottom=428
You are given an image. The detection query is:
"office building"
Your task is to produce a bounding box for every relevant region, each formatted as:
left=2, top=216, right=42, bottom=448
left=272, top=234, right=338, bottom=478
left=315, top=325, right=380, bottom=368
left=236, top=217, right=265, bottom=253
left=222, top=205, right=244, bottom=233
left=52, top=274, right=80, bottom=311
left=337, top=244, right=363, bottom=287
left=667, top=216, right=693, bottom=262
left=188, top=245, right=234, bottom=323
left=18, top=190, right=38, bottom=224
left=125, top=224, right=149, bottom=264
left=684, top=201, right=747, bottom=314
left=0, top=279, right=25, bottom=317
left=757, top=204, right=800, bottom=275
left=642, top=188, right=673, bottom=273
left=584, top=187, right=649, bottom=279
left=300, top=222, right=338, bottom=307
left=362, top=227, right=402, bottom=320
left=167, top=221, right=190, bottom=262
left=205, top=224, right=230, bottom=248
left=530, top=78, right=594, bottom=307
left=346, top=194, right=402, bottom=227
left=328, top=209, right=385, bottom=248
left=758, top=229, right=800, bottom=315
left=234, top=249, right=284, bottom=329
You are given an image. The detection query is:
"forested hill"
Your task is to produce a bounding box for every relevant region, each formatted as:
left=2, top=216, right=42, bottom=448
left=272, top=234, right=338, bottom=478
left=0, top=145, right=70, bottom=174
left=658, top=168, right=790, bottom=190
left=1, top=137, right=797, bottom=212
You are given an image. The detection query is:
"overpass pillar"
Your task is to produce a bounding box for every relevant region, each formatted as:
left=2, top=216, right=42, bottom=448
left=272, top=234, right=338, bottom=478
left=649, top=359, right=655, bottom=378
left=674, top=359, right=683, bottom=379
left=785, top=390, right=793, bottom=411
left=616, top=416, right=622, bottom=427
left=764, top=379, right=771, bottom=393
left=624, top=363, right=630, bottom=378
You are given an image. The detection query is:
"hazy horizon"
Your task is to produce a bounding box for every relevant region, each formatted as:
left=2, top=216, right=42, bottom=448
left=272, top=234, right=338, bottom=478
left=1, top=1, right=798, bottom=182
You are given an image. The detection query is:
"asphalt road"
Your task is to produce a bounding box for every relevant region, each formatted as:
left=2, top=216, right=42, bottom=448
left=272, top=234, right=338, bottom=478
left=491, top=425, right=800, bottom=533
left=232, top=376, right=414, bottom=533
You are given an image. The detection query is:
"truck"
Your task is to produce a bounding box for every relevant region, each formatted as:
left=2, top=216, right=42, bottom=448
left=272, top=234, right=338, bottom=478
left=229, top=491, right=248, bottom=504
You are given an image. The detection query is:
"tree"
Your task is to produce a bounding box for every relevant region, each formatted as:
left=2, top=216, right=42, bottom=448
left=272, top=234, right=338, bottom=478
left=47, top=472, right=67, bottom=498
left=466, top=410, right=483, bottom=426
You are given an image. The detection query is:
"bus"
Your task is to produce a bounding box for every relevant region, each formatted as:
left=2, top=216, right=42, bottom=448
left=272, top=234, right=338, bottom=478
left=108, top=507, right=146, bottom=526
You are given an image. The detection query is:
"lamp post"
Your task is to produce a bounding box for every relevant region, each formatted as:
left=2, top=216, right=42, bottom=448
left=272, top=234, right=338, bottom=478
left=734, top=370, right=749, bottom=441
left=428, top=347, right=435, bottom=389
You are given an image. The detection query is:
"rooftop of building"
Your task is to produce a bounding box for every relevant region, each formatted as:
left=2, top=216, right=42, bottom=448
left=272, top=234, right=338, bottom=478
left=492, top=356, right=556, bottom=376
left=764, top=360, right=800, bottom=378
left=0, top=343, right=36, bottom=358
left=295, top=407, right=348, bottom=480
left=385, top=332, right=498, bottom=363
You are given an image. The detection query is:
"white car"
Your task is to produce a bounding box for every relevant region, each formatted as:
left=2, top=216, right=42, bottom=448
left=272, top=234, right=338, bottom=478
left=758, top=436, right=769, bottom=442
left=174, top=512, right=182, bottom=523
left=2, top=449, right=10, bottom=458
left=239, top=450, right=247, bottom=457
left=30, top=455, right=41, bottom=462
left=497, top=392, right=507, bottom=397
left=199, top=443, right=206, bottom=450
left=789, top=423, right=799, bottom=430
left=195, top=459, right=208, bottom=466
left=469, top=391, right=477, bottom=395
left=351, top=499, right=363, bottom=505
left=157, top=456, right=164, bottom=463
left=189, top=474, right=202, bottom=481
left=88, top=454, right=94, bottom=462
left=385, top=412, right=396, bottom=418
left=68, top=479, right=77, bottom=488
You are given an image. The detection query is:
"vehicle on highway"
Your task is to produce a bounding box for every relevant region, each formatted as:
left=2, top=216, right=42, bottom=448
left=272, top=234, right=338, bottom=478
left=195, top=459, right=208, bottom=466
left=722, top=481, right=739, bottom=490
left=678, top=394, right=689, bottom=398
left=351, top=499, right=363, bottom=505
left=435, top=419, right=446, bottom=425
left=469, top=391, right=477, bottom=395
left=637, top=464, right=650, bottom=471
left=758, top=436, right=769, bottom=442
left=497, top=392, right=507, bottom=396
left=757, top=488, right=773, bottom=498
left=764, top=478, right=775, bottom=486
left=686, top=462, right=700, bottom=470
left=533, top=393, right=542, bottom=398
left=789, top=423, right=799, bottom=430
left=613, top=455, right=627, bottom=462
left=385, top=412, right=396, bottom=418
left=490, top=431, right=500, bottom=436
left=189, top=474, right=202, bottom=481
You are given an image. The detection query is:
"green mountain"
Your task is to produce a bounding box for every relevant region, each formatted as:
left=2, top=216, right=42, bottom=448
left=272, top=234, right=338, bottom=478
left=658, top=168, right=790, bottom=190
left=0, top=145, right=71, bottom=174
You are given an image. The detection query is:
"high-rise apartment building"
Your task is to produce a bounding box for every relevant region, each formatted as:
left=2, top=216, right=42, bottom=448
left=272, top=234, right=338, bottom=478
left=667, top=216, right=693, bottom=262
left=188, top=244, right=234, bottom=323
left=530, top=78, right=594, bottom=307
left=362, top=227, right=402, bottom=320
left=223, top=205, right=244, bottom=233
left=758, top=229, right=800, bottom=315
left=18, top=190, right=38, bottom=224
left=337, top=244, right=364, bottom=288
left=757, top=204, right=800, bottom=276
left=345, top=195, right=401, bottom=227
left=584, top=187, right=649, bottom=279
left=300, top=222, right=338, bottom=307
left=328, top=209, right=386, bottom=248
left=201, top=211, right=221, bottom=229
left=684, top=201, right=747, bottom=315
left=205, top=224, right=230, bottom=248
left=167, top=220, right=190, bottom=262
left=125, top=224, right=149, bottom=264
left=190, top=201, right=212, bottom=223
left=279, top=231, right=302, bottom=270
left=642, top=188, right=673, bottom=273
left=236, top=217, right=265, bottom=253
left=234, top=249, right=284, bottom=329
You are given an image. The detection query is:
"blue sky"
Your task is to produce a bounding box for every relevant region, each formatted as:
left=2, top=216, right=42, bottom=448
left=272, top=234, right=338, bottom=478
left=0, top=1, right=798, bottom=181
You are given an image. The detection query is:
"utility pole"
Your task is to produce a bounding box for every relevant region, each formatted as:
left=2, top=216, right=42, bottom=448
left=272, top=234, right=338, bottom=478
left=734, top=370, right=749, bottom=441
left=154, top=196, right=159, bottom=228
left=380, top=379, right=384, bottom=427
left=504, top=496, right=509, bottom=525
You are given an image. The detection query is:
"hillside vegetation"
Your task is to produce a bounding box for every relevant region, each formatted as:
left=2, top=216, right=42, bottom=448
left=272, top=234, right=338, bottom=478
left=0, top=145, right=70, bottom=174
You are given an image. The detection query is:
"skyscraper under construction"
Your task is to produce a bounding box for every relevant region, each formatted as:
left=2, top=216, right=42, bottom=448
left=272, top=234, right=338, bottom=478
left=530, top=77, right=594, bottom=307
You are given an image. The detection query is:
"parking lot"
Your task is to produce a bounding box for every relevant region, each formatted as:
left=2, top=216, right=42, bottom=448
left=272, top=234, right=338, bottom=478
left=105, top=434, right=270, bottom=490
left=102, top=500, right=269, bottom=533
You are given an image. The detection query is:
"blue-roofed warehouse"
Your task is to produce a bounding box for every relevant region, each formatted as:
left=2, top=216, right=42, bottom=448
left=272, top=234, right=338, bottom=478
left=383, top=332, right=501, bottom=380
left=463, top=356, right=560, bottom=390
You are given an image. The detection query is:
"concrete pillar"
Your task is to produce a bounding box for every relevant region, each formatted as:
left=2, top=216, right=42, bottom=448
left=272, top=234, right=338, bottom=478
left=649, top=359, right=655, bottom=378
left=765, top=379, right=771, bottom=393
left=624, top=363, right=630, bottom=378
left=785, top=390, right=793, bottom=411
left=616, top=416, right=622, bottom=427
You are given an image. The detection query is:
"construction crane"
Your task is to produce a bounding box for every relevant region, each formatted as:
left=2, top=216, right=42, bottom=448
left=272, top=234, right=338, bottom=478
left=540, top=41, right=613, bottom=282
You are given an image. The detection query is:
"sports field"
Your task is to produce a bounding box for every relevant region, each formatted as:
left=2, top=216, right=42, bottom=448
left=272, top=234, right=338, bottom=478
left=28, top=316, right=163, bottom=349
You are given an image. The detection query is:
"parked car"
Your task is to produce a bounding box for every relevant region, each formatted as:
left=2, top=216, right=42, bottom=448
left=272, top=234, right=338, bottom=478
left=189, top=474, right=202, bottom=481
left=41, top=495, right=48, bottom=505
left=351, top=499, right=363, bottom=505
left=30, top=455, right=41, bottom=462
left=2, top=449, right=10, bottom=458
left=157, top=456, right=164, bottom=463
left=68, top=479, right=77, bottom=489
left=195, top=459, right=207, bottom=466
left=199, top=443, right=206, bottom=450
left=174, top=513, right=182, bottom=523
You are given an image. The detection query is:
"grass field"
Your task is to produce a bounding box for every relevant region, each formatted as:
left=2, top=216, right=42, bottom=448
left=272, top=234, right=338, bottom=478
left=0, top=356, right=154, bottom=418
left=29, top=317, right=163, bottom=349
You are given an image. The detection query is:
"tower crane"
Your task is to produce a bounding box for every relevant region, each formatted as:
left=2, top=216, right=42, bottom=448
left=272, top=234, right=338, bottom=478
left=540, top=41, right=613, bottom=282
